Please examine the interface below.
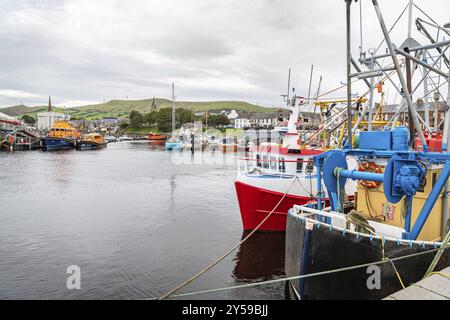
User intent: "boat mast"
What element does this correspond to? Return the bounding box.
[372,0,428,150]
[407,0,413,39]
[286,68,291,105]
[345,0,352,148]
[171,83,176,133]
[307,65,314,104]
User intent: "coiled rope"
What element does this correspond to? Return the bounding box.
[159,176,301,300]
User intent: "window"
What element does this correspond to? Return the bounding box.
[256,154,261,167]
[270,157,277,171]
[296,159,303,173]
[262,155,269,169]
[279,158,286,173]
[305,160,314,174]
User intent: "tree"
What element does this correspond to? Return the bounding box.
[154,107,194,132]
[176,108,194,126]
[129,110,144,128]
[119,122,129,130]
[155,108,172,132]
[207,115,230,128]
[21,114,35,125]
[144,112,157,128]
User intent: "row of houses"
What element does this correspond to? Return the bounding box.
[234,110,291,129]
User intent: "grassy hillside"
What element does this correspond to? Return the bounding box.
[0,99,273,120]
[0,105,43,116]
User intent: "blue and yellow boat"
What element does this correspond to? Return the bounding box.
[76,133,108,150]
[42,121,80,151]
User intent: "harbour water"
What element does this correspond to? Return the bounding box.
[0,142,286,299]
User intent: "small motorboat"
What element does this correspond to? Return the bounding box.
[104,135,118,143]
[165,141,183,151]
[146,133,167,141]
[165,137,183,151]
[76,133,108,150]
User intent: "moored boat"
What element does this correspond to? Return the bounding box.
[120,135,133,141]
[286,205,450,299]
[42,121,80,151]
[104,135,118,143]
[146,133,167,141]
[76,133,108,150]
[165,140,183,151]
[284,0,450,300]
[286,129,450,299]
[235,96,356,232]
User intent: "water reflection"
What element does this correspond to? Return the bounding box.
[232,231,285,282]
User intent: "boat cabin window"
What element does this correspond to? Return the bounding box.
[270,156,277,171]
[296,159,303,173]
[262,155,269,169]
[305,160,314,174]
[256,154,261,167]
[279,158,286,173]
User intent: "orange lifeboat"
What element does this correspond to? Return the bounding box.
[147,133,167,141]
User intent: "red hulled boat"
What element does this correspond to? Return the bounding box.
[235,97,356,231]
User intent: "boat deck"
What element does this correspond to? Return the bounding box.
[384,266,450,300]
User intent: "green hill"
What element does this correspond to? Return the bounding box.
[0,105,43,117]
[0,99,273,120]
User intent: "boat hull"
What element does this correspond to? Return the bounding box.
[235,180,313,232]
[147,134,167,141]
[76,141,108,150]
[165,142,183,151]
[285,211,450,300]
[42,137,75,151]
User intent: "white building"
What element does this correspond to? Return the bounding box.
[227,109,239,120]
[234,116,250,129]
[37,112,70,130]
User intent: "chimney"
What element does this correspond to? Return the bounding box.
[48,96,52,112]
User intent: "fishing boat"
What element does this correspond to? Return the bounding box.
[76,133,108,150]
[235,96,356,231]
[42,120,80,151]
[285,0,450,299]
[146,133,167,141]
[286,129,450,299]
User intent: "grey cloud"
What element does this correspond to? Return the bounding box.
[0,0,448,107]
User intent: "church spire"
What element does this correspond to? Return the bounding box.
[48,96,52,112]
[150,97,157,112]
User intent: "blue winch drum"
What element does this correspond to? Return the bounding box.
[391,126,410,151]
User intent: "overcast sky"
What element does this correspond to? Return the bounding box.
[0,0,448,108]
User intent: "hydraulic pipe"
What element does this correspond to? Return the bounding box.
[334,168,384,183]
[409,161,450,240]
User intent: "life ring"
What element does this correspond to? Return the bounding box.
[358,161,382,189]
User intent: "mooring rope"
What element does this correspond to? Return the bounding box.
[159,176,301,300]
[424,230,450,278]
[149,245,449,300]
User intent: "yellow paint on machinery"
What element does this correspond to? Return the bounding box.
[355,164,447,241]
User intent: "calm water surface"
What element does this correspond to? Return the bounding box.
[0,142,287,299]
